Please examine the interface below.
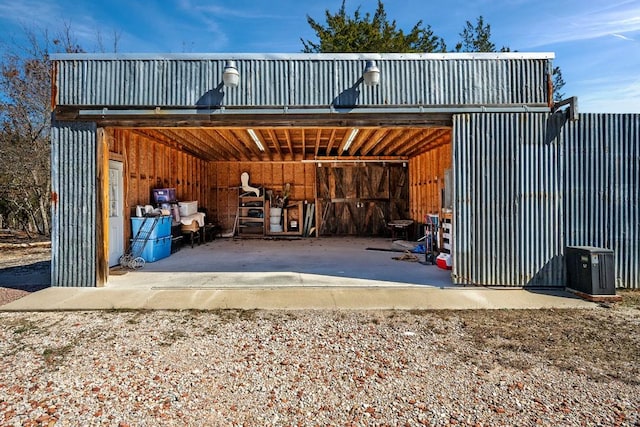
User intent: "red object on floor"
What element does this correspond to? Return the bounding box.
[436,253,452,270]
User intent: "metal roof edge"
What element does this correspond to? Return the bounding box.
[50,52,556,61]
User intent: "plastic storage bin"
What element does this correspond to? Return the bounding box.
[130,236,172,262]
[178,201,198,216]
[131,216,172,240]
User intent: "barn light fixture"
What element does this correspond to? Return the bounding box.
[247,129,265,151]
[223,60,240,88]
[342,129,359,151]
[363,60,380,86]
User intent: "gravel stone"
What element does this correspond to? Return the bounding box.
[0,309,638,426]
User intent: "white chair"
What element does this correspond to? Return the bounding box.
[240,172,260,197]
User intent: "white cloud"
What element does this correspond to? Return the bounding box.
[575,76,640,113]
[524,3,640,47]
[0,0,61,29]
[612,33,635,41]
[177,0,288,20]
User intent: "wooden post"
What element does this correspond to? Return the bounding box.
[313,163,319,237]
[96,128,109,287]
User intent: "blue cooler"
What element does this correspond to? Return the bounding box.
[131,216,172,240]
[131,236,172,262]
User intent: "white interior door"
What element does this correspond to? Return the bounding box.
[108,160,124,267]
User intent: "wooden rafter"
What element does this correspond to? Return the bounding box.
[202,129,245,160]
[216,129,254,160]
[264,129,283,160]
[182,129,231,161]
[347,128,373,156]
[370,129,404,156]
[314,129,322,157]
[397,128,450,156]
[359,129,388,156]
[284,129,294,157]
[404,133,451,157]
[381,128,424,156]
[325,129,337,156]
[128,125,452,161]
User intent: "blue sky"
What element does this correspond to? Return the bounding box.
[1,0,638,112]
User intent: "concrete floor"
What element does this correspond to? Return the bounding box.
[109,237,454,289]
[1,237,598,311]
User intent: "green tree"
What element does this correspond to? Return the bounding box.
[455,16,510,53]
[552,66,566,102]
[301,0,446,53]
[456,16,566,102]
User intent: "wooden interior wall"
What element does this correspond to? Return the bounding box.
[105,127,448,237]
[211,162,316,231]
[409,142,452,223]
[109,129,211,242]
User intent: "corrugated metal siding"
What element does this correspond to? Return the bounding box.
[51,121,97,287]
[452,113,564,287]
[563,114,640,289]
[54,57,549,108]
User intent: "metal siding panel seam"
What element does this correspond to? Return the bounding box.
[53,56,551,108]
[51,121,97,287]
[563,113,640,288]
[452,113,564,287]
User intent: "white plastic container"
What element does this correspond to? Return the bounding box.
[178,201,198,216]
[269,207,282,232]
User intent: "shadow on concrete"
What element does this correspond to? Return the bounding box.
[524,287,586,302]
[0,260,51,292]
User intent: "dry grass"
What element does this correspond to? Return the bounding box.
[448,294,640,384]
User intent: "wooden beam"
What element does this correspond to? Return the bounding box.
[229,129,267,160]
[251,129,273,161]
[284,129,294,157]
[205,129,246,160]
[373,128,422,156]
[314,155,408,162]
[266,128,285,160]
[158,129,215,160]
[397,128,450,156]
[359,129,388,156]
[215,129,255,160]
[370,129,405,156]
[96,128,109,287]
[185,129,239,161]
[347,128,373,156]
[404,133,451,157]
[325,129,337,156]
[134,129,213,160]
[336,127,354,156]
[314,129,322,157]
[61,112,454,128]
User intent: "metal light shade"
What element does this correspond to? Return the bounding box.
[223,60,239,88]
[363,60,380,86]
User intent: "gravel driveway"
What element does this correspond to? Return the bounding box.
[1,240,639,425]
[1,307,638,426]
